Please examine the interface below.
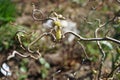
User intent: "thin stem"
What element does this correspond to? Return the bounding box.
[95,27,105,80]
[7,50,41,60]
[77,41,89,59]
[64,31,120,45]
[7,51,29,60]
[32,3,44,21]
[32,4,55,21]
[17,33,26,50]
[14,31,42,60]
[28,32,56,53]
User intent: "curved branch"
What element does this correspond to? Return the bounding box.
[7,51,30,60]
[16,31,27,50]
[32,4,55,21]
[77,41,89,59]
[15,31,42,60]
[64,31,120,44]
[32,3,44,21]
[7,50,41,60]
[94,20,106,79]
[28,32,56,53]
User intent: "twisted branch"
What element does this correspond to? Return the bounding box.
[28,32,56,53]
[64,31,120,44]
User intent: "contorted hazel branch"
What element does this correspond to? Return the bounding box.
[32,3,120,44]
[7,4,120,80]
[8,4,120,62]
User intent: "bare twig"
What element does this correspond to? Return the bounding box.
[32,3,44,21]
[94,19,106,80]
[7,51,29,60]
[32,3,55,21]
[77,41,89,59]
[16,31,28,50]
[7,50,41,60]
[64,31,120,44]
[9,31,42,60]
[28,32,56,53]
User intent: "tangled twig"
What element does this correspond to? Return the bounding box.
[7,31,42,60]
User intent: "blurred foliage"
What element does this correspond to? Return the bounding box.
[18,59,28,80]
[71,0,86,5]
[86,42,99,62]
[0,24,25,52]
[20,59,28,73]
[16,31,32,48]
[17,57,50,79]
[39,57,50,79]
[108,47,120,78]
[17,31,44,52]
[0,0,16,25]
